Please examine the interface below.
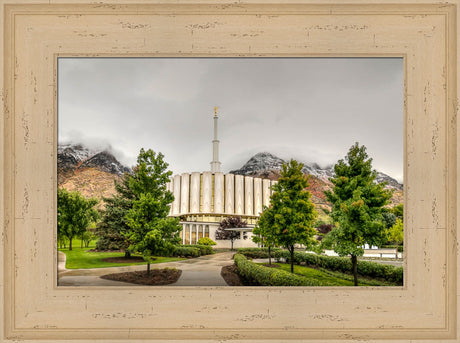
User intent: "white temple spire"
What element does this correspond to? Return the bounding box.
[210,107,221,173]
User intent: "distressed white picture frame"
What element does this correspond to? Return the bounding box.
[0,1,458,342]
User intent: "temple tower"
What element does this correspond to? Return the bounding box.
[210,107,221,172]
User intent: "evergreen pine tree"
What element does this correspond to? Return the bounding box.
[95,169,136,256]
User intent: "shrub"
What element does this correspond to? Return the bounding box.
[95,238,124,251]
[233,254,327,286]
[197,237,217,246]
[172,246,201,258]
[182,244,214,255]
[277,250,403,285]
[237,247,283,259]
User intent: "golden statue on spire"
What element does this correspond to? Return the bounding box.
[214,106,218,116]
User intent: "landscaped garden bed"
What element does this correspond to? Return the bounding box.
[232,252,403,287]
[100,268,181,286]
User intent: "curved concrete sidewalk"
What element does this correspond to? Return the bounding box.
[58,251,235,287]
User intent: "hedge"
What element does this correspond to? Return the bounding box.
[233,254,328,286]
[277,251,403,285]
[172,244,215,257]
[236,247,284,259]
[172,246,201,258]
[182,244,214,255]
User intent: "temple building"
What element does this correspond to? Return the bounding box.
[167,108,276,248]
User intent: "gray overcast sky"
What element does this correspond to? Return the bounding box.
[58,58,403,182]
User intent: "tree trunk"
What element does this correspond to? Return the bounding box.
[351,254,358,286]
[231,239,234,251]
[290,246,294,273]
[125,251,131,258]
[147,262,150,275]
[395,245,399,260]
[81,237,83,248]
[69,238,73,251]
[268,245,272,265]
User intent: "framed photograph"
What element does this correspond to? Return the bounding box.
[1,1,458,342]
[56,57,405,288]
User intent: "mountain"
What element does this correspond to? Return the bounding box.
[80,151,131,175]
[58,144,131,204]
[230,152,403,209]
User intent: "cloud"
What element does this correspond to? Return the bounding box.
[58,57,403,181]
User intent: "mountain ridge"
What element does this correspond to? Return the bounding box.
[58,144,131,205]
[57,144,403,210]
[229,151,403,208]
[230,151,403,190]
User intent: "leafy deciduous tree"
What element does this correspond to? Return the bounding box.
[386,218,403,259]
[57,188,99,250]
[322,143,393,285]
[123,149,181,274]
[260,159,318,273]
[216,216,247,251]
[252,206,277,265]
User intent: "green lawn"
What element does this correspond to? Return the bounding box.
[59,242,185,269]
[262,263,395,286]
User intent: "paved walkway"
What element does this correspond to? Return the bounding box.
[58,251,235,287]
[58,250,403,287]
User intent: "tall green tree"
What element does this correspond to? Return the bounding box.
[123,148,181,274]
[262,159,318,273]
[386,218,403,259]
[57,188,99,250]
[252,206,277,265]
[323,143,393,285]
[125,194,181,273]
[95,174,136,256]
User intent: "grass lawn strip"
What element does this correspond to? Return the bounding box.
[317,267,397,286]
[266,263,353,286]
[258,263,396,286]
[60,246,186,269]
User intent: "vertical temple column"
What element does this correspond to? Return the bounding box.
[182,224,186,244]
[262,179,271,208]
[202,172,212,213]
[214,172,224,214]
[172,174,181,215]
[190,172,201,213]
[254,177,263,215]
[225,174,235,214]
[244,176,254,215]
[235,175,244,215]
[180,173,190,214]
